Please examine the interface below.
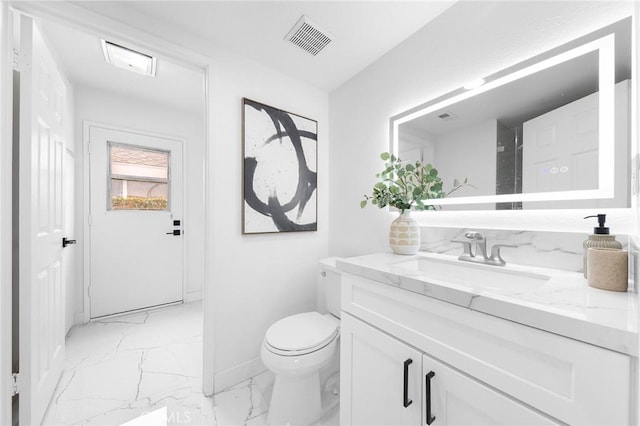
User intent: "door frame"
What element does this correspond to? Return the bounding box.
[3,0,215,403]
[0,2,14,425]
[83,121,188,320]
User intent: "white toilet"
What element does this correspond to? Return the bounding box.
[261,258,342,426]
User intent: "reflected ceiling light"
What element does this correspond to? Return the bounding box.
[101,40,157,77]
[463,78,485,90]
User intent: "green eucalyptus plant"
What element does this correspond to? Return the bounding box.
[361,152,472,212]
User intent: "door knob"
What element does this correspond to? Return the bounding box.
[62,237,77,248]
[166,230,181,236]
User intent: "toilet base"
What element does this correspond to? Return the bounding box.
[267,372,321,426]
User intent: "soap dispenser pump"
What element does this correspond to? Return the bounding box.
[583,214,622,278]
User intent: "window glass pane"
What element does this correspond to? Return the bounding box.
[110,145,168,179]
[111,179,169,210]
[109,144,170,211]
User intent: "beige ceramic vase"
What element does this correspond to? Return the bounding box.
[389,210,421,255]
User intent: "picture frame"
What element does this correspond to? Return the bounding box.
[242,98,318,234]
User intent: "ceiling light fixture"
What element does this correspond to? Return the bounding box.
[101,40,157,76]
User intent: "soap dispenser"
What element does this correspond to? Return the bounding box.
[583,214,622,278]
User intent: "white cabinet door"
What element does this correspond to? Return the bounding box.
[340,313,422,426]
[423,354,560,426]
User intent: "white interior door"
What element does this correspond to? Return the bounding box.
[89,125,184,318]
[523,80,629,209]
[18,15,67,426]
[522,89,599,196]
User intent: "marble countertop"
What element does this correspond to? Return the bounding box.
[336,252,639,356]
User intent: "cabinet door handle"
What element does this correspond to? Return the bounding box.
[403,358,413,408]
[426,371,436,425]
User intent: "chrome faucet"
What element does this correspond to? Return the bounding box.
[452,231,517,266]
[463,231,487,259]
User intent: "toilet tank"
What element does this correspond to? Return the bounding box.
[317,258,342,318]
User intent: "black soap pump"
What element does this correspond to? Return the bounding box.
[583,214,622,278]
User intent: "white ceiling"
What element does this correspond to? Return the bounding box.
[39,1,455,114]
[70,1,456,92]
[41,19,205,113]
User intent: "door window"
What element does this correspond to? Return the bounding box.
[108,142,170,210]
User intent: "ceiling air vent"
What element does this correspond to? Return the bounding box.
[284,15,333,56]
[438,112,455,120]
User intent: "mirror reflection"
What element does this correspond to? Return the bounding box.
[393,18,631,210]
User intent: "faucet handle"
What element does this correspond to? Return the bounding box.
[464,231,484,240]
[451,240,473,258]
[489,244,517,265]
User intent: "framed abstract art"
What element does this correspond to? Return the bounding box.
[242,98,318,233]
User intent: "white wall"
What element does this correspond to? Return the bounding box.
[74,85,206,320]
[434,119,496,199]
[329,1,636,257]
[206,49,330,389]
[398,127,435,165]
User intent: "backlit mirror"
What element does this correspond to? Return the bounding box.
[391,18,631,210]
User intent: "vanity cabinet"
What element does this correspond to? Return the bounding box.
[341,313,559,426]
[339,273,632,426]
[422,350,558,425]
[341,313,422,426]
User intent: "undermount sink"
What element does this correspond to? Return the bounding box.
[395,256,550,292]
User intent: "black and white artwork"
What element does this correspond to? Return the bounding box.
[242,98,317,234]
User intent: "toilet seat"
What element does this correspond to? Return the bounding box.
[265,312,339,356]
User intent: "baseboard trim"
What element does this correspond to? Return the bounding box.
[214,357,267,393]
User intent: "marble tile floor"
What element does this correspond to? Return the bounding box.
[41,302,258,425]
[41,301,339,426]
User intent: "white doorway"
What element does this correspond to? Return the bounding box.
[3,5,213,424]
[88,124,185,318]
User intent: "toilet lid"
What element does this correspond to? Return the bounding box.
[265,312,338,352]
